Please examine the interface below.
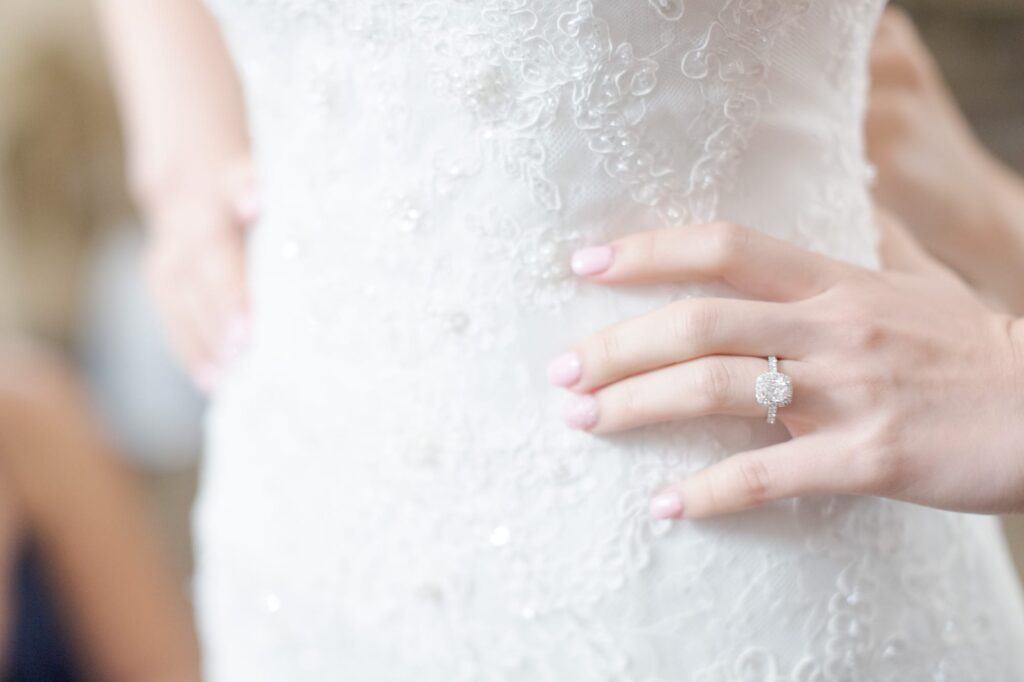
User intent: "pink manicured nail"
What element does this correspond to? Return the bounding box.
[233,188,263,226]
[649,489,685,520]
[570,245,614,276]
[218,314,251,364]
[547,351,582,387]
[562,394,599,430]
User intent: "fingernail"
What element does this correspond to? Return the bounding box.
[649,489,685,520]
[570,245,614,276]
[233,188,263,225]
[218,314,251,363]
[547,351,582,387]
[562,394,599,430]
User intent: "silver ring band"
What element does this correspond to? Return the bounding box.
[755,355,793,425]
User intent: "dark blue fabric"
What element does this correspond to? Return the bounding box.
[3,541,79,682]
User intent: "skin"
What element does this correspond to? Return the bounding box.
[0,470,20,672]
[867,7,1024,315]
[94,0,257,392]
[549,216,1024,520]
[0,340,200,680]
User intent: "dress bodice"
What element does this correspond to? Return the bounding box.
[205,0,881,259]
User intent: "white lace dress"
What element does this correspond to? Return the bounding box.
[193,1,1024,679]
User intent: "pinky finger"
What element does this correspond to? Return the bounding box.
[162,297,220,393]
[142,247,220,392]
[649,434,849,520]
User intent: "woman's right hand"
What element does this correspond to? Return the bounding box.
[94,0,258,391]
[140,157,260,392]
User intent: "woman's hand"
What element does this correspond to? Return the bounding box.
[141,158,259,391]
[868,7,1024,313]
[548,216,1024,520]
[95,0,258,391]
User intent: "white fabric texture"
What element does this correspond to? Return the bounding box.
[193,1,1024,679]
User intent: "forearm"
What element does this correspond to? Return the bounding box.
[94,0,249,210]
[0,349,200,681]
[957,159,1024,315]
[0,472,20,673]
[867,9,1024,315]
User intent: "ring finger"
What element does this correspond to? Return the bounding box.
[561,355,817,434]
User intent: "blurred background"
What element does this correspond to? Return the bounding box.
[0,0,1020,677]
[0,1,204,678]
[0,0,204,579]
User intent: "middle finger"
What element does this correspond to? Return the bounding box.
[549,298,811,393]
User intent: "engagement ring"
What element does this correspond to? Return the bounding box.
[755,355,793,425]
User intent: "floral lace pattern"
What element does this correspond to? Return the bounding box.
[193,1,1024,680]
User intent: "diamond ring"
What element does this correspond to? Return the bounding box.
[755,356,793,425]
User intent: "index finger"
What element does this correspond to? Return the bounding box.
[571,221,851,302]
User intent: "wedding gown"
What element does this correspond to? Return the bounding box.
[193,1,1024,679]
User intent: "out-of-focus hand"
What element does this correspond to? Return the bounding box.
[140,157,260,392]
[867,7,1024,313]
[547,215,1024,520]
[95,0,257,392]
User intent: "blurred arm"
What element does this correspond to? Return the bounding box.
[867,8,1024,314]
[0,342,200,681]
[93,0,249,211]
[93,0,256,389]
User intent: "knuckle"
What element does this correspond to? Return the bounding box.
[669,300,719,349]
[827,291,890,353]
[706,221,749,272]
[617,384,647,424]
[695,473,724,517]
[735,456,773,506]
[594,328,623,368]
[640,227,667,266]
[694,358,733,410]
[847,316,891,352]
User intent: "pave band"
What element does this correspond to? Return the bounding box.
[755,355,793,425]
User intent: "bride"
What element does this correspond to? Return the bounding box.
[96,0,1024,679]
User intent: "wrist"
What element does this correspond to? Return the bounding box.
[129,150,252,224]
[1009,318,1024,410]
[978,164,1024,313]
[939,154,1024,314]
